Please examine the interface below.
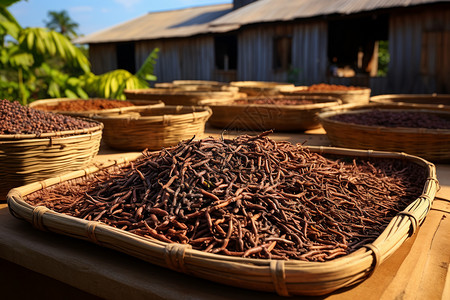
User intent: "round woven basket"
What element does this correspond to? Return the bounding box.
[199,95,341,131]
[370,94,450,111]
[0,121,103,199]
[318,107,450,162]
[6,146,438,296]
[29,98,164,118]
[124,88,240,106]
[230,81,295,96]
[92,106,212,151]
[282,86,371,105]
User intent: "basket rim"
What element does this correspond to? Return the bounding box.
[29,98,164,115]
[318,108,450,134]
[0,120,104,140]
[124,88,236,96]
[6,145,438,296]
[92,105,212,121]
[370,93,449,100]
[284,88,371,95]
[370,94,450,107]
[199,96,341,109]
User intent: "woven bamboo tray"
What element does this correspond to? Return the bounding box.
[230,81,295,96]
[282,86,371,104]
[6,146,438,296]
[124,88,240,106]
[370,94,450,111]
[199,96,341,131]
[0,121,103,199]
[318,107,450,162]
[29,98,164,118]
[92,106,212,151]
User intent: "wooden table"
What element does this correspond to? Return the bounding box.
[0,128,449,299]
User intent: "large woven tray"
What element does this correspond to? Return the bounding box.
[0,121,103,199]
[370,94,450,111]
[29,98,164,118]
[318,107,450,162]
[199,96,341,131]
[92,106,212,151]
[6,146,438,296]
[282,86,371,105]
[124,88,240,106]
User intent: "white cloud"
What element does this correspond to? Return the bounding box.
[114,0,143,10]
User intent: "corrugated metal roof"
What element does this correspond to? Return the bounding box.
[75,0,449,44]
[74,4,236,44]
[210,0,449,26]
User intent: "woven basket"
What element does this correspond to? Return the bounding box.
[230,81,295,96]
[282,86,371,104]
[370,94,450,111]
[6,147,438,296]
[124,88,239,106]
[199,96,341,131]
[0,121,103,199]
[318,107,450,162]
[29,98,164,118]
[92,106,212,151]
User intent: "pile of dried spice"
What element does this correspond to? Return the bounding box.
[31,99,134,112]
[26,132,426,261]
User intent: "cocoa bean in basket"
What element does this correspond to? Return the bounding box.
[0,99,98,135]
[330,110,450,129]
[26,132,426,261]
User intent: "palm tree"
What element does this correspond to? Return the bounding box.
[44,10,79,39]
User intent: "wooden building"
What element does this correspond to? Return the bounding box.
[74,0,450,95]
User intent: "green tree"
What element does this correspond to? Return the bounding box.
[0,0,158,104]
[44,10,78,39]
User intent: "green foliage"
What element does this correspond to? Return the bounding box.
[136,48,159,82]
[18,28,90,73]
[0,2,158,104]
[84,48,160,99]
[377,40,389,77]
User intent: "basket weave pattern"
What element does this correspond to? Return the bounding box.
[370,94,450,111]
[124,89,238,106]
[282,88,371,104]
[93,106,212,151]
[6,147,438,296]
[199,96,341,131]
[318,108,450,162]
[0,123,103,198]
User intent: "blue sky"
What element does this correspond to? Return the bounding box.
[9,0,230,36]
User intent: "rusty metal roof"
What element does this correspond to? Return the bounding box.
[210,0,449,27]
[74,4,236,44]
[75,0,448,44]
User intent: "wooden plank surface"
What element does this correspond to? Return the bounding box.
[0,128,448,299]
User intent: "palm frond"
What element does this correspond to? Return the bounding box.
[135,48,159,82]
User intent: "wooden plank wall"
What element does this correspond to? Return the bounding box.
[135,37,215,83]
[89,43,117,75]
[388,6,450,94]
[292,21,328,86]
[237,21,328,84]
